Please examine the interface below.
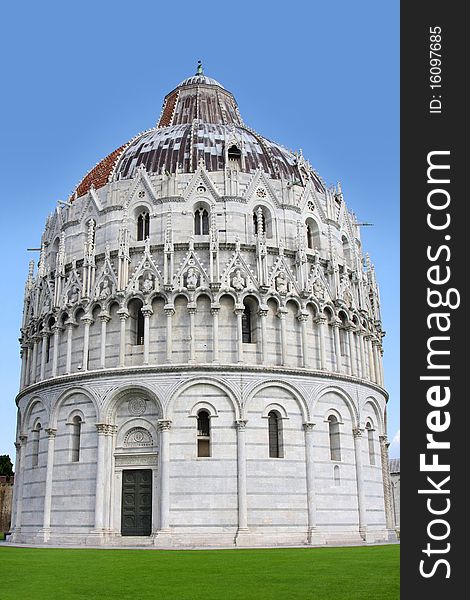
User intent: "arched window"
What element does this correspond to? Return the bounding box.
[71,415,82,462]
[137,211,150,241]
[366,422,376,465]
[268,411,283,458]
[242,306,251,343]
[31,423,42,468]
[328,415,341,461]
[197,410,211,457]
[306,218,320,250]
[194,208,209,235]
[334,465,340,486]
[45,332,51,363]
[129,299,144,346]
[253,206,273,238]
[227,144,242,169]
[342,235,352,267]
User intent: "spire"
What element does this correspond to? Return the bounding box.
[196,60,203,75]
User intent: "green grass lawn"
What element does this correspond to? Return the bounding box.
[0,544,399,600]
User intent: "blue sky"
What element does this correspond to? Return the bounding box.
[0,0,399,459]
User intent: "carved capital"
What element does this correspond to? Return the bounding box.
[379,434,390,448]
[303,422,316,432]
[45,428,57,438]
[141,307,153,318]
[314,316,327,325]
[157,419,172,432]
[19,434,28,445]
[164,305,175,317]
[352,427,364,439]
[81,316,94,326]
[235,419,248,430]
[99,312,111,323]
[297,311,309,323]
[96,423,116,435]
[117,309,129,320]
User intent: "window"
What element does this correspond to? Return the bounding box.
[136,309,144,345]
[342,235,352,267]
[227,144,241,169]
[253,207,266,236]
[242,305,252,343]
[268,411,283,458]
[328,415,341,461]
[197,410,211,457]
[334,465,340,486]
[45,333,51,363]
[32,423,41,467]
[194,208,209,235]
[366,422,376,465]
[137,212,150,241]
[71,416,82,462]
[306,218,320,250]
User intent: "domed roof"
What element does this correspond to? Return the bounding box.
[73,64,324,199]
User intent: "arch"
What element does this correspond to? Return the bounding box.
[66,408,86,424]
[327,413,341,461]
[193,201,211,235]
[23,397,49,433]
[365,421,376,466]
[342,234,352,267]
[312,385,359,427]
[188,401,219,418]
[50,387,99,429]
[361,396,385,434]
[245,380,309,422]
[306,217,321,250]
[253,204,274,239]
[323,407,344,424]
[104,384,163,424]
[116,417,159,449]
[261,402,289,420]
[166,377,241,421]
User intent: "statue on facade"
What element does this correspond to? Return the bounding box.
[275,271,288,294]
[231,269,245,292]
[186,267,199,289]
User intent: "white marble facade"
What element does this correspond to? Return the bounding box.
[10,68,395,546]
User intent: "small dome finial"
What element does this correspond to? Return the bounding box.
[196,60,203,75]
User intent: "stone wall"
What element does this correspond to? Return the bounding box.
[0,476,14,532]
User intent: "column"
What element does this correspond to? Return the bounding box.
[19,346,27,390]
[332,321,342,373]
[315,317,327,370]
[117,309,129,368]
[258,308,268,364]
[188,304,197,364]
[373,342,381,385]
[30,337,39,384]
[81,317,93,372]
[93,424,108,531]
[303,422,320,543]
[367,336,376,383]
[13,435,27,532]
[347,326,357,376]
[379,435,394,531]
[358,330,367,379]
[24,342,32,386]
[42,428,57,538]
[164,306,174,363]
[99,313,110,370]
[235,308,244,364]
[353,427,367,539]
[211,307,219,363]
[158,420,172,531]
[65,322,74,374]
[235,420,248,533]
[51,325,61,377]
[277,307,287,366]
[298,312,309,368]
[40,332,48,380]
[105,425,117,530]
[142,307,153,365]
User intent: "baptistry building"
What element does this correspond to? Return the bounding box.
[9,64,395,547]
